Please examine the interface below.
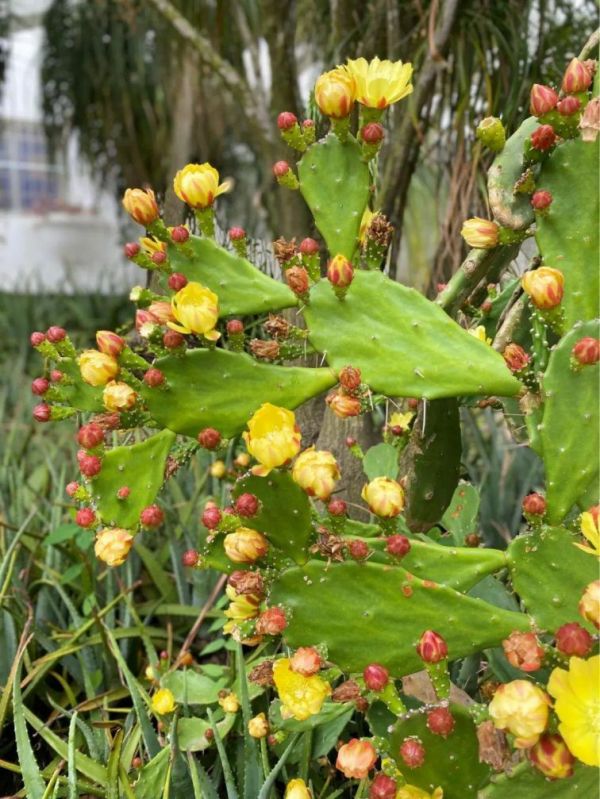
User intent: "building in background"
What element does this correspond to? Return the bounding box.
[0,0,137,293]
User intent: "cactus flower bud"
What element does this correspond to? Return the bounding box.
[521,266,564,309]
[502,631,544,672]
[555,622,593,657]
[286,266,310,297]
[77,423,105,449]
[78,452,102,478]
[292,447,340,501]
[224,527,269,563]
[561,58,592,94]
[529,84,558,116]
[168,272,188,291]
[488,680,550,748]
[369,774,397,799]
[30,331,46,347]
[50,370,63,382]
[399,738,425,768]
[103,381,137,412]
[234,493,259,518]
[210,459,226,478]
[386,534,411,558]
[96,330,125,357]
[163,329,185,349]
[33,403,51,422]
[228,570,264,597]
[255,606,287,635]
[572,337,599,366]
[143,368,165,388]
[475,116,506,151]
[530,124,557,151]
[336,739,377,779]
[426,707,455,737]
[170,225,189,244]
[290,647,322,676]
[248,712,269,738]
[327,498,347,516]
[151,687,176,715]
[314,67,356,118]
[140,504,164,528]
[228,226,245,242]
[578,580,600,628]
[327,254,354,289]
[557,96,581,116]
[347,539,370,560]
[529,733,575,779]
[201,505,222,530]
[339,365,362,391]
[117,486,130,500]
[360,122,384,143]
[503,343,530,372]
[151,250,167,265]
[299,237,319,255]
[227,319,244,335]
[460,218,499,249]
[361,477,405,518]
[79,350,119,387]
[76,507,96,528]
[416,630,448,663]
[196,428,221,451]
[65,482,80,497]
[522,492,546,516]
[531,190,553,211]
[579,96,600,142]
[94,527,134,566]
[173,163,230,209]
[363,663,389,691]
[284,779,311,799]
[46,325,66,343]
[277,111,298,130]
[327,391,362,419]
[31,377,49,395]
[124,241,141,259]
[273,160,291,178]
[122,187,159,226]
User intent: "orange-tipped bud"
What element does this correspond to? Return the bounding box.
[521,266,564,309]
[336,739,377,779]
[96,330,125,357]
[122,187,159,226]
[290,647,322,676]
[579,580,600,628]
[223,527,269,563]
[327,254,354,289]
[326,391,362,418]
[572,337,599,366]
[529,84,558,116]
[529,734,575,779]
[460,218,499,249]
[361,477,404,518]
[503,343,530,372]
[416,630,448,663]
[314,67,356,118]
[561,58,592,94]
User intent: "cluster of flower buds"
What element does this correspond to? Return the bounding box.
[277,112,314,152]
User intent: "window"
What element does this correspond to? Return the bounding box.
[0,121,62,211]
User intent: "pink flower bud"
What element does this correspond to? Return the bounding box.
[228,226,246,241]
[117,486,130,500]
[290,647,322,675]
[50,370,63,382]
[299,237,319,255]
[277,111,298,130]
[163,330,185,349]
[572,337,599,366]
[347,539,369,560]
[182,549,200,567]
[531,190,553,210]
[386,534,411,558]
[327,499,347,516]
[427,707,455,737]
[529,84,558,116]
[234,493,259,517]
[273,160,291,178]
[77,423,105,449]
[360,122,384,143]
[555,622,593,657]
[33,403,51,422]
[327,254,354,288]
[96,330,125,357]
[168,272,188,291]
[339,365,362,391]
[76,507,96,528]
[124,242,141,259]
[170,225,189,243]
[78,452,102,478]
[255,606,287,635]
[143,368,165,387]
[46,326,66,343]
[202,505,222,530]
[302,119,314,129]
[363,663,389,691]
[151,251,167,265]
[557,96,581,116]
[31,377,49,395]
[197,427,222,450]
[369,774,397,799]
[522,492,546,516]
[531,124,557,151]
[416,630,448,663]
[140,504,164,528]
[227,319,244,335]
[399,737,425,768]
[561,58,592,94]
[286,266,310,296]
[30,331,46,347]
[66,481,80,497]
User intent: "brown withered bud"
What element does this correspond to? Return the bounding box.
[249,660,275,687]
[310,528,346,561]
[91,412,121,430]
[164,455,180,481]
[476,720,512,771]
[272,237,297,264]
[331,678,367,715]
[250,339,280,360]
[366,213,394,249]
[227,570,265,597]
[264,314,292,340]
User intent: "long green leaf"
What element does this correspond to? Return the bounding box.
[256,733,301,799]
[207,707,239,799]
[67,711,78,799]
[13,650,47,799]
[107,728,124,799]
[187,752,219,799]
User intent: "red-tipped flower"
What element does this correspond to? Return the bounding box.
[531,190,553,211]
[140,504,164,528]
[227,319,244,335]
[561,58,592,94]
[363,663,389,691]
[529,734,575,780]
[531,124,557,151]
[572,337,599,366]
[416,630,448,663]
[31,377,49,396]
[503,343,530,373]
[76,507,96,528]
[168,272,188,291]
[229,226,246,241]
[234,493,259,518]
[523,492,546,516]
[386,534,411,558]
[96,330,125,357]
[151,251,167,265]
[555,622,593,657]
[77,423,105,449]
[277,111,298,130]
[273,160,292,178]
[399,737,425,768]
[143,368,165,387]
[327,254,354,289]
[197,427,222,450]
[427,707,455,737]
[529,84,558,116]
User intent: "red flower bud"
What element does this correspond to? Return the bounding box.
[572,337,599,366]
[273,160,291,178]
[339,365,362,391]
[386,534,411,558]
[531,190,553,211]
[531,124,557,151]
[140,504,164,528]
[427,707,455,737]
[369,774,397,799]
[31,377,49,395]
[151,251,167,265]
[50,370,63,382]
[255,606,287,635]
[557,96,581,116]
[66,481,80,497]
[168,272,188,291]
[327,254,354,289]
[555,622,593,657]
[170,225,189,243]
[163,330,185,349]
[347,539,369,560]
[277,111,298,130]
[299,237,319,255]
[286,266,310,296]
[234,493,259,517]
[228,226,246,241]
[529,84,558,116]
[202,506,222,530]
[416,630,448,663]
[227,319,244,335]
[117,486,130,499]
[33,403,51,422]
[327,498,347,516]
[399,737,425,768]
[303,119,315,129]
[561,58,592,94]
[76,507,96,528]
[182,549,200,567]
[363,663,389,691]
[77,423,105,449]
[522,492,546,516]
[46,326,66,343]
[30,331,46,347]
[503,343,531,372]
[124,241,141,258]
[78,452,102,478]
[197,427,222,450]
[360,122,384,144]
[143,368,165,387]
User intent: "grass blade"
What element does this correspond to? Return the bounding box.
[67,710,78,799]
[13,644,47,799]
[207,707,239,799]
[107,728,124,799]
[187,751,219,799]
[257,733,301,799]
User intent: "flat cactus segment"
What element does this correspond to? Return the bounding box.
[298,134,370,258]
[92,430,175,528]
[488,116,538,229]
[232,471,312,564]
[270,560,529,675]
[141,349,336,438]
[535,138,600,329]
[540,319,599,523]
[441,482,480,545]
[479,761,597,798]
[59,358,104,412]
[507,526,598,633]
[304,271,522,398]
[166,236,297,316]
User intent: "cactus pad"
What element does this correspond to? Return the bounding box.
[487,117,538,229]
[59,359,104,412]
[479,762,598,798]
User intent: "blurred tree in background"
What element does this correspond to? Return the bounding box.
[41,0,596,287]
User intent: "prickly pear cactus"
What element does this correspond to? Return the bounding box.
[30,51,599,797]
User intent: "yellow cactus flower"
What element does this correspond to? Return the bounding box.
[79,349,119,387]
[223,527,269,564]
[359,207,376,244]
[168,282,220,341]
[314,67,355,118]
[273,657,331,721]
[548,655,600,767]
[389,411,414,430]
[218,691,240,713]
[248,712,269,738]
[139,236,167,256]
[122,187,159,226]
[151,688,176,715]
[243,403,302,476]
[488,679,550,748]
[396,786,444,799]
[361,476,405,518]
[210,460,227,478]
[284,779,312,799]
[173,162,231,209]
[460,217,499,249]
[94,528,134,567]
[345,57,413,109]
[579,580,600,628]
[223,584,261,635]
[102,380,137,412]
[292,447,340,501]
[468,325,492,345]
[575,510,600,557]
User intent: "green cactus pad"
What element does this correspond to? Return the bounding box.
[488,116,538,229]
[92,430,175,528]
[540,319,599,523]
[507,525,598,633]
[479,761,598,798]
[401,398,461,532]
[141,349,336,438]
[535,138,600,329]
[58,358,104,412]
[303,271,522,398]
[441,482,480,545]
[298,134,370,259]
[270,560,529,675]
[165,235,297,316]
[232,471,312,564]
